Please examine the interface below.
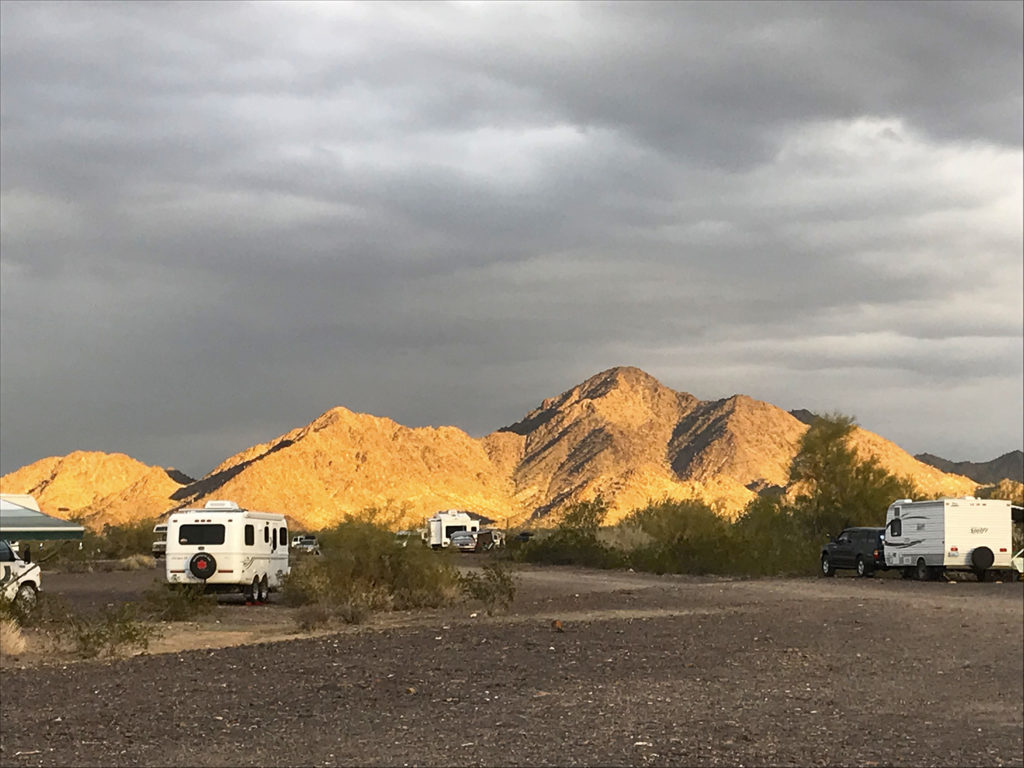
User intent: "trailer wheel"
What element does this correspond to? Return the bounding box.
[246,576,260,603]
[915,558,931,581]
[14,583,38,615]
[856,556,874,577]
[258,576,269,603]
[820,555,835,577]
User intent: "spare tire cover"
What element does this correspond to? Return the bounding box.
[189,552,217,580]
[971,546,994,571]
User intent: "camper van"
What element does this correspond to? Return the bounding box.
[426,510,480,549]
[884,497,1015,581]
[152,523,167,558]
[164,500,290,602]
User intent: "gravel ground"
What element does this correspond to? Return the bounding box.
[0,564,1021,767]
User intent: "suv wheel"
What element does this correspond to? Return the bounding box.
[856,556,872,578]
[820,555,835,577]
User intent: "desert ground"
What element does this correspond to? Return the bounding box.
[1,562,1021,767]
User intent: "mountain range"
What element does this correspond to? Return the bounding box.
[1,367,1015,531]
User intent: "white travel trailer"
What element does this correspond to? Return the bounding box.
[884,497,1015,581]
[426,510,480,549]
[164,500,290,602]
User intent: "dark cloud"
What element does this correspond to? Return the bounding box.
[1,1,1021,476]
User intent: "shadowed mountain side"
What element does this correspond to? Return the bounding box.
[914,450,1023,485]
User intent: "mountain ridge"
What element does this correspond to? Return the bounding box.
[2,366,1008,530]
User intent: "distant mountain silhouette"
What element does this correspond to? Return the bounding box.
[1,367,983,530]
[914,450,1023,485]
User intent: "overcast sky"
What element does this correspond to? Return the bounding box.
[1,1,1021,479]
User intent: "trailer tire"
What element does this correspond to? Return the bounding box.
[856,556,873,578]
[188,553,217,580]
[970,547,994,571]
[915,558,931,581]
[258,576,269,603]
[247,576,260,603]
[14,583,38,615]
[820,555,835,577]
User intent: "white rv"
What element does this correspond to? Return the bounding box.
[426,510,480,549]
[883,497,1015,581]
[164,500,290,602]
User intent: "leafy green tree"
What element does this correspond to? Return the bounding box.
[789,413,916,537]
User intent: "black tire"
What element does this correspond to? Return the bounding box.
[188,553,217,580]
[821,555,835,577]
[258,576,269,603]
[975,568,990,582]
[915,558,931,581]
[247,576,260,603]
[14,583,38,615]
[971,547,994,571]
[856,556,873,578]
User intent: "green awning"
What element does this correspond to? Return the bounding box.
[0,495,85,541]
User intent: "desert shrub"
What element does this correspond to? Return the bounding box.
[458,562,518,615]
[624,498,735,575]
[731,495,819,576]
[118,553,156,571]
[282,507,459,623]
[519,498,626,568]
[63,604,158,658]
[0,618,27,657]
[293,601,332,631]
[141,582,217,622]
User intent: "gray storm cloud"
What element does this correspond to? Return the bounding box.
[1,1,1021,477]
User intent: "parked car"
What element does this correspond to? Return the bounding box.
[291,535,320,555]
[821,527,887,577]
[152,523,167,558]
[449,531,479,552]
[0,539,40,614]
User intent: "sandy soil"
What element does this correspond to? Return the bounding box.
[0,562,1021,767]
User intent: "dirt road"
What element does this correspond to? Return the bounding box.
[1,564,1021,767]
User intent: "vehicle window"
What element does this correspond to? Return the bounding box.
[445,526,466,537]
[264,526,269,543]
[280,527,287,546]
[244,525,254,546]
[178,524,226,545]
[272,528,278,549]
[0,541,14,562]
[837,533,851,544]
[890,519,902,537]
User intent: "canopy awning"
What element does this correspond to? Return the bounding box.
[0,495,85,541]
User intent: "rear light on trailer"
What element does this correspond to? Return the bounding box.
[220,570,233,573]
[950,547,958,552]
[170,570,184,573]
[999,548,1007,552]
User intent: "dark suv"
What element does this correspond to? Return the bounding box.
[821,527,887,577]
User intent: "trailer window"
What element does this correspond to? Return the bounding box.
[178,524,225,545]
[445,525,466,538]
[264,526,269,543]
[890,519,902,537]
[244,525,254,546]
[280,527,287,546]
[272,528,278,548]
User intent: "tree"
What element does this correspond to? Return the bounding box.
[789,413,916,537]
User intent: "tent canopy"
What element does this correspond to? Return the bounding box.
[0,495,85,541]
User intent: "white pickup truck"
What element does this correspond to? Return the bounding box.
[1,540,40,613]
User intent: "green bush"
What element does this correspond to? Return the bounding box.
[624,498,734,575]
[63,604,158,658]
[518,498,626,568]
[458,562,518,615]
[141,582,217,622]
[282,507,460,625]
